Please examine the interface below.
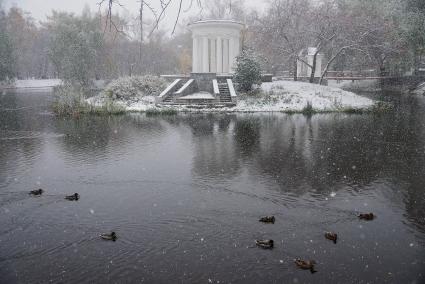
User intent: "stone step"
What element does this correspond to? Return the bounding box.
[220,93,232,102]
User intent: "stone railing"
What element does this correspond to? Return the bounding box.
[227,79,237,104]
[155,79,181,103]
[212,79,220,95]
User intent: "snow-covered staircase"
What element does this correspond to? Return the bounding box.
[218,82,232,103]
[157,76,237,106]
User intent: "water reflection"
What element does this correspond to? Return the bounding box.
[234,116,261,156]
[0,92,46,189]
[0,91,424,283]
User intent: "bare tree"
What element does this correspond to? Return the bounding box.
[253,0,312,80]
[317,0,408,84]
[99,0,195,37]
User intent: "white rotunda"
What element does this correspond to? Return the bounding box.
[188,20,244,74]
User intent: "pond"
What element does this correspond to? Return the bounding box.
[0,90,424,283]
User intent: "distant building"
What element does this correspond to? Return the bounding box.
[297,47,324,78]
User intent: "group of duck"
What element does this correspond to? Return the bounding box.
[30,188,375,272]
[256,213,375,274]
[29,188,117,241]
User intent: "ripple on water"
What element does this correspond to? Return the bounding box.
[1,92,425,283]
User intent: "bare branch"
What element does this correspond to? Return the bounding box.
[147,0,172,38]
[172,0,184,35]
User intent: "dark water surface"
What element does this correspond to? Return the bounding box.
[0,90,424,284]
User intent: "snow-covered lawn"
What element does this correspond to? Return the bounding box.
[235,81,374,112]
[88,80,375,113]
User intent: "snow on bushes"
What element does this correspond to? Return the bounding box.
[234,49,262,92]
[105,75,167,100]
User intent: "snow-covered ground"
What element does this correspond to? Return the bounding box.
[235,81,374,112]
[1,79,108,92]
[13,79,62,89]
[89,80,375,113]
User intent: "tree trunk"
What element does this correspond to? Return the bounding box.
[309,52,318,83]
[293,57,298,81]
[139,1,144,62]
[319,47,348,85]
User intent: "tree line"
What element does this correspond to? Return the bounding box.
[249,0,425,82]
[0,0,424,85]
[0,4,186,85]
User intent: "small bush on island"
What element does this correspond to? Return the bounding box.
[370,101,394,113]
[340,107,365,114]
[146,108,178,116]
[105,75,167,101]
[52,75,167,117]
[301,101,317,115]
[234,49,262,92]
[52,84,125,116]
[89,99,126,115]
[52,84,88,116]
[338,102,393,115]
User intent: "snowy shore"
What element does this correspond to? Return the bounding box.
[235,81,374,112]
[89,80,375,113]
[0,79,62,90]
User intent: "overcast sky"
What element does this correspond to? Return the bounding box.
[3,0,266,33]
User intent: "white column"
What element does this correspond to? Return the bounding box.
[192,36,198,73]
[223,39,229,73]
[229,37,235,73]
[234,37,240,59]
[233,37,240,73]
[202,37,209,72]
[210,39,216,73]
[216,37,222,73]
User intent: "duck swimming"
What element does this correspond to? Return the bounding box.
[100,232,117,241]
[324,232,338,244]
[256,239,274,249]
[65,193,80,201]
[29,189,43,196]
[259,216,275,224]
[294,259,317,273]
[358,213,374,220]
